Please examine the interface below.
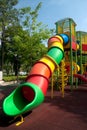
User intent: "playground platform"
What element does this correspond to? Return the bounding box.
[0,83,87,130]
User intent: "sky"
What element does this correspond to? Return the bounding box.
[15,0,87,32]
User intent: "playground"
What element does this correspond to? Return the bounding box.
[0,17,87,129]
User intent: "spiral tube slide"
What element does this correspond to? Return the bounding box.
[3,34,69,116]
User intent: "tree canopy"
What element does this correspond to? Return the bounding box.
[0,0,54,76]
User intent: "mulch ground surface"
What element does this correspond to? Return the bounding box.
[0,83,87,130]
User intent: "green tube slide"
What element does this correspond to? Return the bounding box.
[3,82,44,116]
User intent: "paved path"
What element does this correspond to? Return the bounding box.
[0,81,17,86]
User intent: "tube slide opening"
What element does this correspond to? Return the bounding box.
[5,84,36,112]
[12,84,36,110]
[22,86,35,102]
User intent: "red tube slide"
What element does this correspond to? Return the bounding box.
[74,74,87,82]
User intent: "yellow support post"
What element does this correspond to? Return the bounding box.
[58,60,68,97]
[16,115,24,126]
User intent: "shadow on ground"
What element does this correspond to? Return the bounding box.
[45,85,87,123]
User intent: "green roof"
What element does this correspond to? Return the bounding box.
[55,17,76,26]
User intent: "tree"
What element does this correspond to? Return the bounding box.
[17,2,51,70]
[0,1,54,76]
[4,24,48,74]
[4,25,28,75]
[19,2,51,38]
[0,0,19,71]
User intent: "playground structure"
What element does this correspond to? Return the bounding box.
[55,18,87,89]
[2,17,87,125]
